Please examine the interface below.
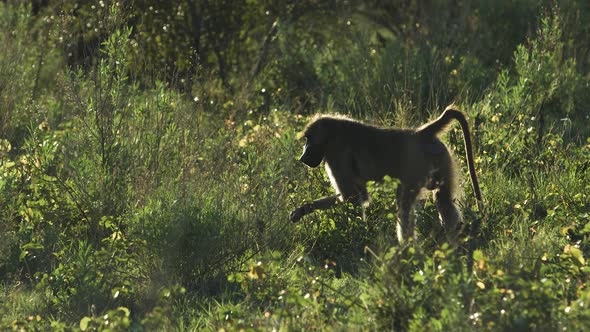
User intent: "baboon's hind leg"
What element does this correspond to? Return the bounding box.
[396,185,420,243]
[434,185,462,244]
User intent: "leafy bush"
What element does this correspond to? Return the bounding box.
[2,1,590,331]
[357,243,470,331]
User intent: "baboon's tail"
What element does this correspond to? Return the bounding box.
[418,104,463,137]
[418,105,483,202]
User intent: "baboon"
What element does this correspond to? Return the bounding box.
[290,105,483,243]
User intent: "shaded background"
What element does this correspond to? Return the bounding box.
[1,0,590,330]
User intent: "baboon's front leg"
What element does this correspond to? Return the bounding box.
[290,195,341,222]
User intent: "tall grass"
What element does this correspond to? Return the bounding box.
[1,2,590,330]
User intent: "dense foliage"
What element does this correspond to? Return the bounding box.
[1,0,590,330]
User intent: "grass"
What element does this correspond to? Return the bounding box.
[1,2,590,331]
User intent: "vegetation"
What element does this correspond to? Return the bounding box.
[1,0,589,330]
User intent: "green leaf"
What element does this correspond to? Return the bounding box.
[80,317,91,331]
[473,249,484,261]
[22,242,44,250]
[19,243,44,261]
[570,247,585,265]
[117,307,130,317]
[564,244,585,265]
[413,270,425,282]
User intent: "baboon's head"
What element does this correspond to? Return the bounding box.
[298,117,328,168]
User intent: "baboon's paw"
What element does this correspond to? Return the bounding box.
[290,206,306,222]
